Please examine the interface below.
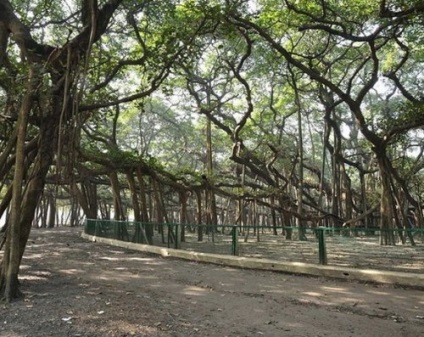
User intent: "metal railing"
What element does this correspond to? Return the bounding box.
[84,219,424,271]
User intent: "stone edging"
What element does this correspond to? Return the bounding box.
[81,232,424,288]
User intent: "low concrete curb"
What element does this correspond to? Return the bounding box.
[81,232,424,288]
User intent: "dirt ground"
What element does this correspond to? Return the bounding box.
[1,227,423,337]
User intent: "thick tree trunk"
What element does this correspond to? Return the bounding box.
[0,111,58,300]
[127,171,147,244]
[377,156,397,245]
[205,113,218,235]
[0,0,124,301]
[1,69,33,301]
[127,171,141,222]
[110,172,125,221]
[136,169,153,244]
[71,180,98,220]
[295,116,307,240]
[109,172,128,240]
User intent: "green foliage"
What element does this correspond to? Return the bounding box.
[3,0,424,231]
[385,101,424,134]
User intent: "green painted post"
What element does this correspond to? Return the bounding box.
[232,226,239,256]
[318,227,327,265]
[94,219,99,236]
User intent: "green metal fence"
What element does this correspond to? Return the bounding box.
[84,219,424,271]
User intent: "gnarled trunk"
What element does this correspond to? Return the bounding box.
[0,111,58,300]
[377,155,397,245]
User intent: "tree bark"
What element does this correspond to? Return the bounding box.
[377,155,396,245]
[0,0,124,301]
[1,67,33,301]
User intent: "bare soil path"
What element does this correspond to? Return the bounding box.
[1,227,423,337]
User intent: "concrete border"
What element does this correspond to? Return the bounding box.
[81,232,424,288]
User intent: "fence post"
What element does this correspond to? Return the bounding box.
[317,227,327,265]
[94,219,99,236]
[232,226,239,256]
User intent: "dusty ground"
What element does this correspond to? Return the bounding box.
[0,227,424,337]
